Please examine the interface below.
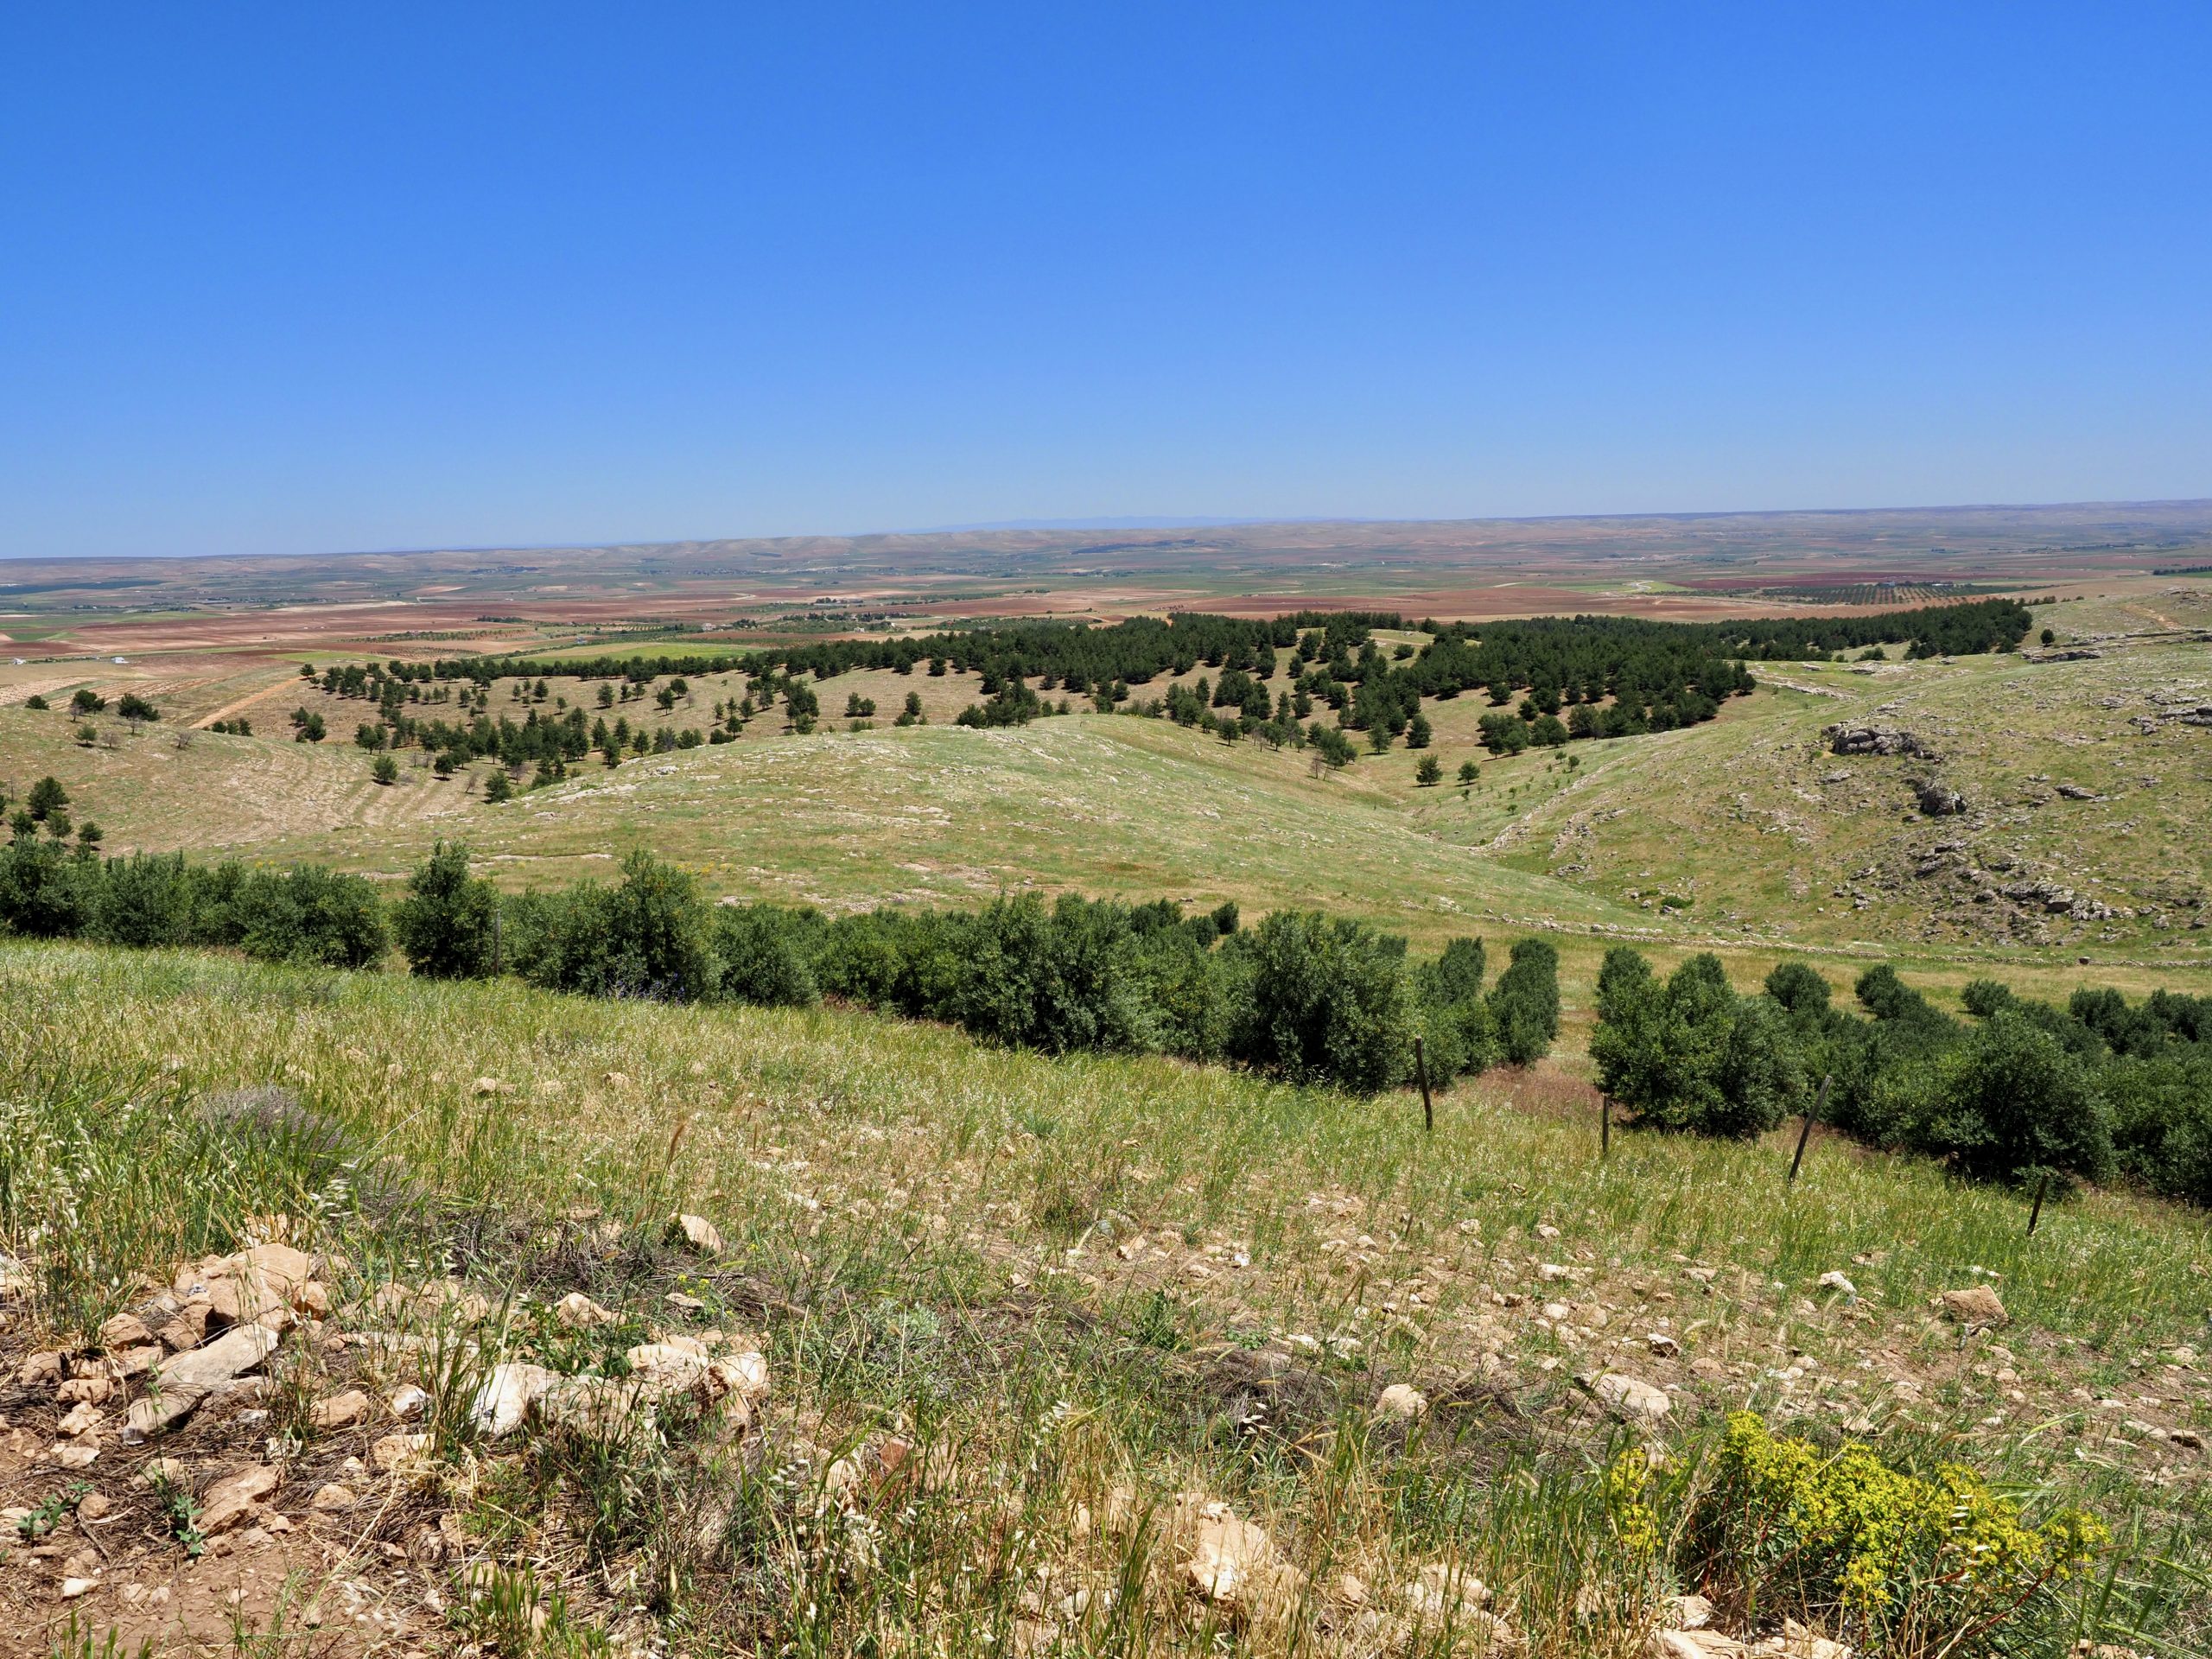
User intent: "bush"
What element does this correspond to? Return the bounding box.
[2105,1052,2212,1206]
[1687,1412,2103,1656]
[510,851,717,1001]
[116,692,160,721]
[1229,910,1415,1092]
[712,904,820,1007]
[1592,950,1801,1136]
[1487,937,1560,1066]
[1916,1008,2113,1185]
[232,866,391,969]
[392,843,500,979]
[0,836,99,938]
[88,853,202,949]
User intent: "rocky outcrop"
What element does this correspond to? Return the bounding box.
[1825,723,1939,759]
[1916,780,1967,817]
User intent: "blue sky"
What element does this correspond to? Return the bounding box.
[3,3,2208,560]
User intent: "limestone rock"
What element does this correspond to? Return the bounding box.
[554,1292,617,1328]
[198,1464,280,1535]
[1375,1383,1428,1421]
[1650,1632,1748,1659]
[99,1313,156,1351]
[1825,723,1938,760]
[123,1323,279,1440]
[1588,1372,1671,1423]
[310,1389,371,1430]
[370,1432,432,1473]
[308,1483,358,1512]
[469,1363,559,1438]
[1182,1503,1300,1616]
[672,1213,724,1255]
[16,1351,64,1389]
[1816,1271,1858,1299]
[1938,1286,2007,1326]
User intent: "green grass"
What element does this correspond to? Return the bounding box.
[3,941,2207,1656]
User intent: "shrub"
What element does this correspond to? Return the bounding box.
[1915,1008,2113,1185]
[70,688,105,714]
[1487,937,1560,1066]
[391,843,500,979]
[1592,950,1801,1136]
[0,836,99,938]
[88,853,200,949]
[232,865,391,969]
[1229,910,1415,1092]
[712,904,820,1007]
[116,692,160,721]
[2105,1052,2212,1206]
[510,851,717,1001]
[1688,1412,2104,1656]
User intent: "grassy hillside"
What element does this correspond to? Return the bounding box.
[2,942,2208,1656]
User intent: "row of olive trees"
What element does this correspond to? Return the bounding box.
[1591,945,2212,1205]
[394,844,1558,1094]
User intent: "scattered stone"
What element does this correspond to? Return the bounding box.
[1586,1372,1671,1423]
[388,1385,429,1420]
[310,1389,372,1430]
[56,1402,105,1437]
[1182,1502,1299,1616]
[1649,1632,1747,1659]
[1647,1332,1681,1357]
[470,1363,560,1438]
[370,1432,433,1473]
[198,1464,280,1535]
[56,1374,114,1407]
[16,1351,64,1389]
[1401,1561,1490,1624]
[554,1292,617,1328]
[99,1313,156,1351]
[59,1578,99,1601]
[1817,1271,1858,1299]
[123,1322,280,1440]
[49,1440,100,1470]
[1665,1594,1714,1630]
[309,1483,358,1512]
[157,1304,213,1352]
[1375,1383,1428,1421]
[672,1214,724,1255]
[1938,1286,2007,1326]
[136,1456,189,1489]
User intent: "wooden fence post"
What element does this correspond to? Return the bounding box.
[1600,1093,1611,1161]
[1788,1075,1831,1185]
[1414,1037,1433,1135]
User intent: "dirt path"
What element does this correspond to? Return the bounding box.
[192,674,305,729]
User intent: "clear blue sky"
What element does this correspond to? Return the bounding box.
[4,3,2209,560]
